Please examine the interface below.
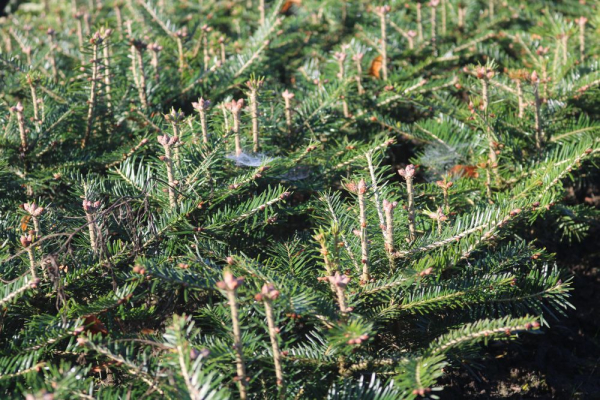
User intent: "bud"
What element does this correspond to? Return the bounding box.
[82,200,101,213]
[192,97,211,111]
[531,70,539,83]
[20,234,33,248]
[23,202,45,217]
[282,89,295,100]
[383,200,398,212]
[328,271,350,289]
[357,179,367,194]
[398,164,416,179]
[258,283,280,301]
[216,271,244,291]
[333,51,346,62]
[225,99,245,113]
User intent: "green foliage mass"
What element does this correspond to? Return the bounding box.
[0,0,598,398]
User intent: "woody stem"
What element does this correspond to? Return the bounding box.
[379,12,388,80]
[83,41,98,148]
[516,80,524,119]
[162,145,177,208]
[417,5,423,42]
[103,37,112,109]
[406,177,416,241]
[26,247,37,279]
[136,48,148,110]
[358,192,369,282]
[85,211,98,253]
[250,88,259,153]
[233,111,242,156]
[200,109,209,144]
[533,80,543,150]
[226,289,248,400]
[355,59,364,94]
[263,300,284,390]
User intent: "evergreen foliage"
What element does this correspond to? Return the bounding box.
[0,0,598,398]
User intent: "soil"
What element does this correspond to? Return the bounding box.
[440,231,600,399]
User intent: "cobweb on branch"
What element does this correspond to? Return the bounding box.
[226,152,277,167]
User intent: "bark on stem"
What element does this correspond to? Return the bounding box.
[103,35,112,109]
[406,177,416,241]
[353,55,365,95]
[226,289,248,400]
[532,76,543,150]
[85,212,98,252]
[135,46,148,110]
[379,11,388,80]
[163,145,177,208]
[263,300,284,390]
[249,88,260,152]
[417,4,423,42]
[27,247,37,279]
[357,180,370,282]
[83,37,99,148]
[516,80,524,119]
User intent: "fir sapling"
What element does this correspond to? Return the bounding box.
[473,65,499,170]
[226,99,245,156]
[352,52,365,94]
[82,199,101,253]
[75,11,85,59]
[382,199,397,253]
[407,29,417,50]
[375,5,390,81]
[175,28,188,76]
[216,270,248,400]
[281,89,294,132]
[436,178,453,215]
[83,32,103,148]
[20,234,37,279]
[46,28,58,80]
[11,102,27,151]
[157,133,179,208]
[577,17,587,61]
[255,284,285,390]
[148,42,162,84]
[246,77,264,153]
[398,164,417,241]
[202,25,212,70]
[458,2,466,29]
[560,31,569,65]
[440,0,447,35]
[165,109,185,166]
[114,1,124,39]
[327,272,351,314]
[83,13,91,35]
[132,38,149,110]
[101,28,113,109]
[192,97,211,144]
[365,152,386,240]
[509,69,527,119]
[531,70,543,150]
[416,2,424,42]
[259,0,266,26]
[333,51,349,117]
[345,179,370,282]
[23,203,44,237]
[429,0,439,53]
[218,35,226,64]
[315,230,337,283]
[0,0,599,397]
